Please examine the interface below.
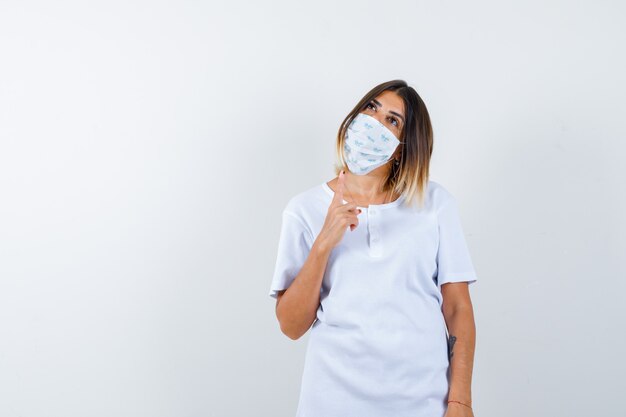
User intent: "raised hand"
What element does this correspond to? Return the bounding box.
[316,170,362,251]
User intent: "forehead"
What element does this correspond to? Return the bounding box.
[373,90,405,116]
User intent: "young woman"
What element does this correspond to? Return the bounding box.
[269,79,478,417]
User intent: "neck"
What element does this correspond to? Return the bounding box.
[343,165,391,197]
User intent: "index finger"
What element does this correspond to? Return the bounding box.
[331,170,346,207]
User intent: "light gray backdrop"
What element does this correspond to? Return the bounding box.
[0,1,624,416]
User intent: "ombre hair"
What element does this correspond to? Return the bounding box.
[333,79,434,209]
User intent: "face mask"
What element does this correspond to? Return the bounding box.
[343,112,404,175]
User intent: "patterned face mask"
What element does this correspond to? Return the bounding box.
[343,112,404,175]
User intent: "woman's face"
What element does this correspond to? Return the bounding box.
[360,90,405,141]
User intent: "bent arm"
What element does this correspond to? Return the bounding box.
[275,239,332,340]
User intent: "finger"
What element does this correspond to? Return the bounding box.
[335,201,361,213]
[350,207,362,214]
[346,214,359,231]
[340,203,358,212]
[335,204,361,218]
[334,170,345,205]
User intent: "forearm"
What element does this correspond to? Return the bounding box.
[444,305,476,406]
[276,239,331,339]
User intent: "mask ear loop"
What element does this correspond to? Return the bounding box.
[391,142,403,178]
[395,137,405,165]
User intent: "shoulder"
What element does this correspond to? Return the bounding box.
[425,180,457,211]
[281,182,329,225]
[276,183,329,241]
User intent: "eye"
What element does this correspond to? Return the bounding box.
[366,102,376,111]
[387,117,399,127]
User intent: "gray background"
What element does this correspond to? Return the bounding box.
[1,1,624,416]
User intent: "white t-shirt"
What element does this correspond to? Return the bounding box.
[269,180,478,417]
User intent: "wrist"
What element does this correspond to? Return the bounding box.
[447,388,472,406]
[447,399,472,409]
[312,238,332,257]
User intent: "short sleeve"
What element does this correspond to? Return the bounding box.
[435,195,478,288]
[268,210,313,299]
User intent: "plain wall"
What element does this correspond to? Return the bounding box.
[0,1,624,416]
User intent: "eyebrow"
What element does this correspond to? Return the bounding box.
[372,99,405,124]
